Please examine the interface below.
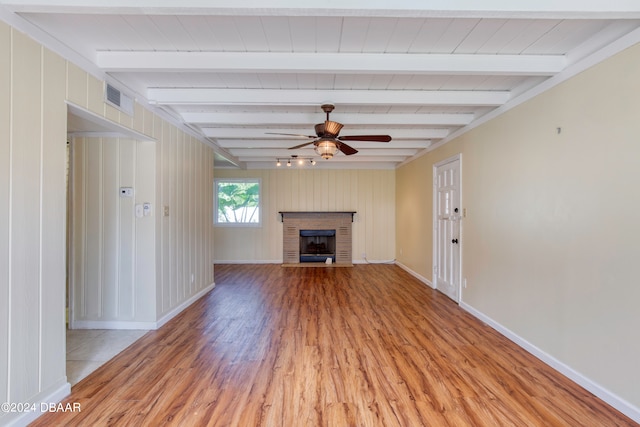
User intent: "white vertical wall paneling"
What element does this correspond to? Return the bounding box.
[351,170,359,257]
[205,143,211,283]
[194,141,200,290]
[40,46,67,389]
[102,139,119,319]
[174,126,182,304]
[203,142,209,287]
[169,122,176,308]
[188,137,195,290]
[164,123,172,311]
[85,140,103,318]
[181,131,188,300]
[193,137,198,293]
[10,31,42,402]
[202,142,209,284]
[193,139,200,288]
[359,171,370,259]
[159,119,171,313]
[182,132,188,298]
[182,134,188,296]
[185,138,191,295]
[175,130,182,301]
[154,115,162,315]
[118,139,135,319]
[0,22,11,405]
[1,25,70,425]
[70,139,85,320]
[265,170,277,258]
[204,138,213,286]
[155,130,215,317]
[160,123,168,310]
[135,140,156,321]
[164,122,174,309]
[71,136,156,325]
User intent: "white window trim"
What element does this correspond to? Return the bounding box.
[214,178,262,227]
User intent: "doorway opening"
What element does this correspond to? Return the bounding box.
[65,105,149,385]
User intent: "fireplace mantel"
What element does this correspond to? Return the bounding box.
[280,211,355,265]
[279,211,356,222]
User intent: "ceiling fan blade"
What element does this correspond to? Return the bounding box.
[265,132,316,139]
[336,141,358,155]
[338,135,392,142]
[288,141,316,150]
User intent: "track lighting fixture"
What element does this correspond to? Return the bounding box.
[276,155,317,168]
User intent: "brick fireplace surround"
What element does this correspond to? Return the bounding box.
[280,212,355,265]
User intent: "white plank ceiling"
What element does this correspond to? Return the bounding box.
[3,1,640,169]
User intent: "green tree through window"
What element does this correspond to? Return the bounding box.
[215,179,260,224]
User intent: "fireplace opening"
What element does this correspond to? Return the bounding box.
[299,230,336,263]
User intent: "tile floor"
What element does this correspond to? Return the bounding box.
[66,329,148,386]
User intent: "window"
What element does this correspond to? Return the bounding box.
[214,179,261,226]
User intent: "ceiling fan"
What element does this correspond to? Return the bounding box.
[266,104,392,159]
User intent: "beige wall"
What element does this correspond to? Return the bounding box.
[214,168,395,263]
[397,43,640,410]
[396,140,463,281]
[0,21,215,425]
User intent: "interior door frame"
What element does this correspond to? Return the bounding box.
[432,153,463,303]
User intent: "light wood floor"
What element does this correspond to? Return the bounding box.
[32,264,637,426]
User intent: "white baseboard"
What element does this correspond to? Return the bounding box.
[72,283,216,331]
[395,261,435,289]
[155,282,215,329]
[214,259,281,264]
[72,320,157,330]
[460,302,640,424]
[215,260,399,265]
[3,380,71,427]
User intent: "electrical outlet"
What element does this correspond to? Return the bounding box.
[362,252,366,259]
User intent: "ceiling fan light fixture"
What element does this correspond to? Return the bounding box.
[315,139,338,159]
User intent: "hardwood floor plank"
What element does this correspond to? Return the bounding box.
[30,264,638,426]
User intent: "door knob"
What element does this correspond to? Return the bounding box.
[452,239,458,244]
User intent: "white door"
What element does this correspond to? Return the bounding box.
[433,156,461,302]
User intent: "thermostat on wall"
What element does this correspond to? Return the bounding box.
[120,187,134,197]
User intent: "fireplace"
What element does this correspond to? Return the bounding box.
[299,230,336,263]
[280,211,355,265]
